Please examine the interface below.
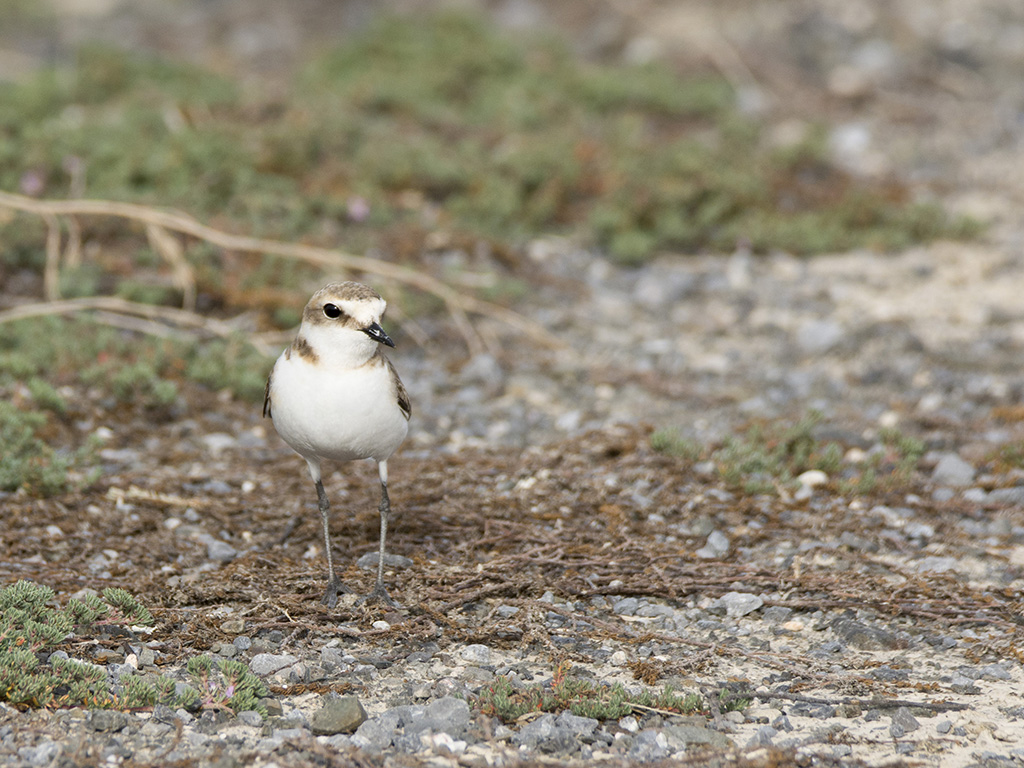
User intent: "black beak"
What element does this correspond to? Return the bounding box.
[363,322,395,347]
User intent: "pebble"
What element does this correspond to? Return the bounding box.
[237,711,263,728]
[796,319,844,354]
[355,552,414,570]
[460,644,493,664]
[931,453,975,486]
[891,707,920,733]
[206,539,238,563]
[310,696,367,735]
[696,530,729,559]
[249,653,299,676]
[719,591,764,618]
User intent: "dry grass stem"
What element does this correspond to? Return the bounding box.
[0,191,562,354]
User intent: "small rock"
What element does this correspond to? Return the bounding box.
[512,713,575,753]
[663,724,733,750]
[936,720,952,734]
[88,709,130,732]
[311,696,367,735]
[220,619,245,634]
[931,453,975,486]
[460,644,492,665]
[556,711,598,738]
[355,552,414,570]
[18,740,61,767]
[979,663,1011,681]
[720,591,764,618]
[891,707,920,733]
[249,653,299,676]
[206,539,238,563]
[613,597,640,616]
[797,470,828,488]
[237,710,263,727]
[746,726,777,748]
[988,487,1024,505]
[832,618,905,650]
[696,530,729,559]
[796,319,844,354]
[629,729,669,761]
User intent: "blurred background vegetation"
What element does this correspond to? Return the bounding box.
[0,2,981,495]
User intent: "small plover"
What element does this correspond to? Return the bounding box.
[263,282,410,607]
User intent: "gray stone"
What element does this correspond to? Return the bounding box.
[936,720,952,734]
[206,539,238,563]
[512,714,575,753]
[762,606,793,624]
[237,710,263,727]
[629,729,669,761]
[556,711,598,738]
[272,727,306,740]
[797,319,844,354]
[424,696,471,733]
[913,556,959,573]
[355,551,414,569]
[612,597,640,616]
[249,653,299,676]
[891,707,920,733]
[460,644,492,664]
[352,718,394,752]
[696,530,729,559]
[931,453,975,486]
[720,591,764,618]
[832,619,905,650]
[987,487,1024,505]
[88,709,130,732]
[746,726,777,748]
[311,696,367,735]
[19,740,61,767]
[980,663,1011,681]
[662,724,733,750]
[320,647,350,670]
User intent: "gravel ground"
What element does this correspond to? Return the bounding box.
[3,1,1024,768]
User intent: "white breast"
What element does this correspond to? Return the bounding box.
[269,352,409,464]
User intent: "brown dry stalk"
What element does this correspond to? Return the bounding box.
[0,190,563,355]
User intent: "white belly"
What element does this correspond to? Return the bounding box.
[269,353,408,464]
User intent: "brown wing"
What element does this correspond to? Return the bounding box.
[386,356,411,420]
[262,374,272,419]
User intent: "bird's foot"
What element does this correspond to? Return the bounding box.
[320,578,351,609]
[357,582,400,609]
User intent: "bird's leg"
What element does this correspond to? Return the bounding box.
[359,461,399,608]
[316,479,348,608]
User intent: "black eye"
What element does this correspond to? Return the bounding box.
[323,303,342,319]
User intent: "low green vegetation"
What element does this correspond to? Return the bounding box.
[0,315,270,496]
[652,411,925,495]
[0,11,977,282]
[0,580,268,714]
[476,661,717,722]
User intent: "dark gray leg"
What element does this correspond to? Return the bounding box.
[316,479,347,608]
[359,464,399,607]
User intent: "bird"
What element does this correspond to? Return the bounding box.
[263,282,410,608]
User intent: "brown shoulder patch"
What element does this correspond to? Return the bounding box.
[291,335,318,364]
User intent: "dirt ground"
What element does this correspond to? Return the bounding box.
[3,1,1024,767]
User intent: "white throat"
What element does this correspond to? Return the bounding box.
[301,322,378,369]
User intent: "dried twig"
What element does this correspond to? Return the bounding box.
[736,689,969,714]
[0,191,562,354]
[0,295,281,356]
